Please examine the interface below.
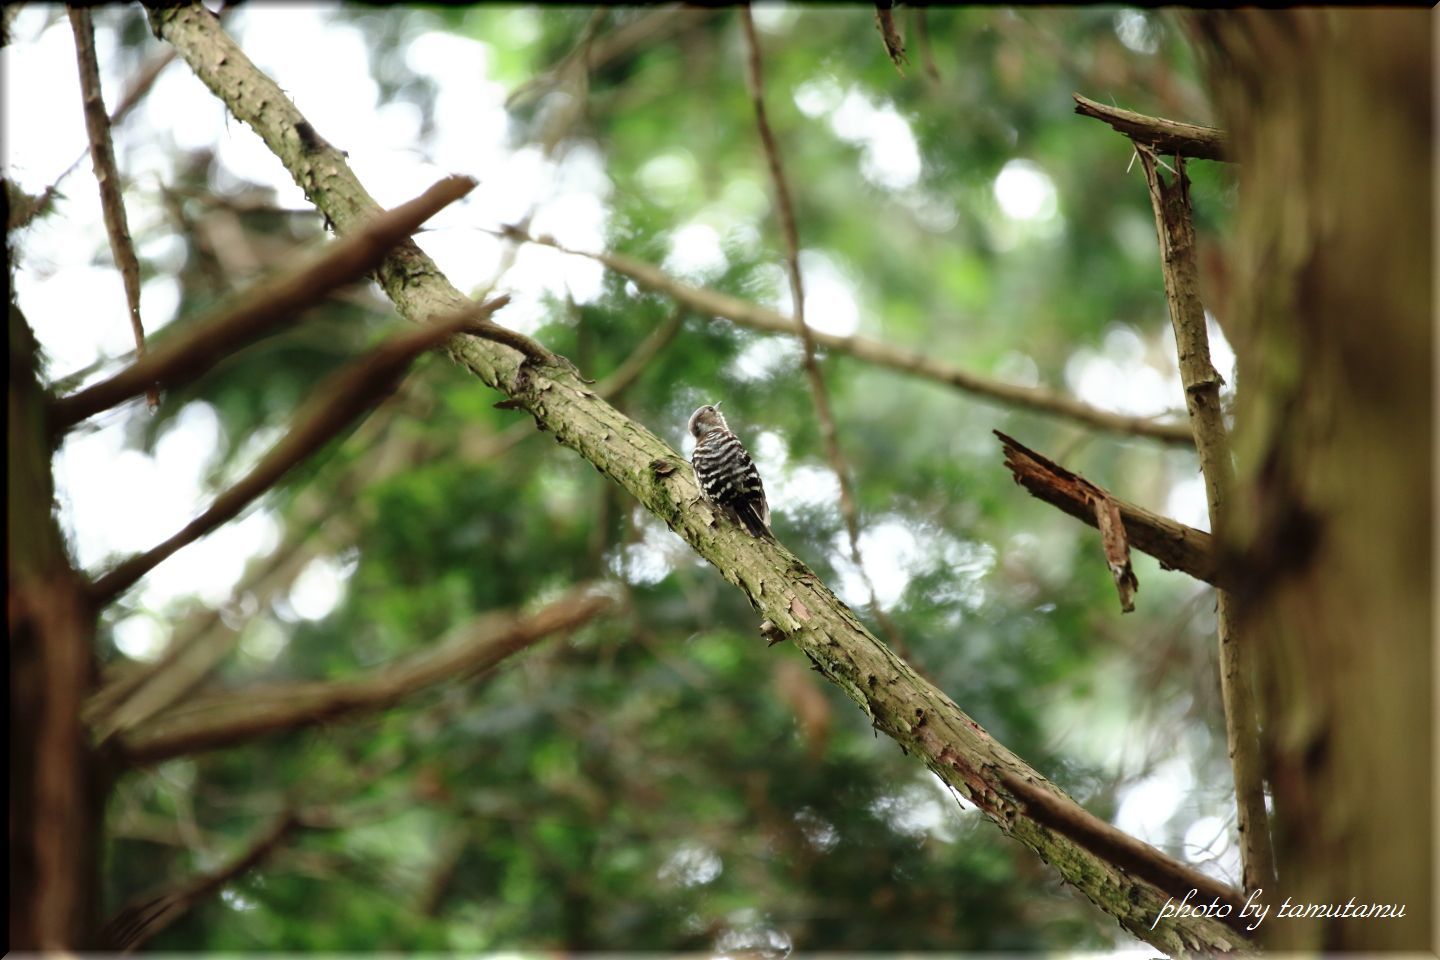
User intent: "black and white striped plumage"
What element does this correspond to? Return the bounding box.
[688,404,772,538]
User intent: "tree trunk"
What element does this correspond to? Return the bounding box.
[1192,9,1431,951]
[8,297,103,949]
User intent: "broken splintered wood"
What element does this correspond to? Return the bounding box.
[995,430,1229,597]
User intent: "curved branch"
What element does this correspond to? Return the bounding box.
[502,227,1196,447]
[121,587,612,765]
[148,6,1247,951]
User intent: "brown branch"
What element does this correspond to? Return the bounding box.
[85,530,319,743]
[594,305,685,402]
[51,175,476,430]
[1135,145,1273,896]
[741,8,905,652]
[997,430,1225,588]
[120,587,612,765]
[502,228,1196,446]
[998,769,1245,918]
[69,7,156,408]
[100,811,297,951]
[86,296,509,606]
[1074,93,1230,162]
[874,2,908,74]
[11,46,176,233]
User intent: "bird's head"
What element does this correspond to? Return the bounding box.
[688,402,728,439]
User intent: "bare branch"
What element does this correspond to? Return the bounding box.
[501,228,1196,447]
[874,2,908,74]
[51,175,477,430]
[1074,93,1230,162]
[996,430,1225,587]
[1135,145,1274,896]
[741,8,904,653]
[1002,431,1226,590]
[86,296,509,606]
[68,7,155,407]
[593,305,685,402]
[85,531,319,743]
[100,812,297,951]
[10,46,176,232]
[121,587,612,765]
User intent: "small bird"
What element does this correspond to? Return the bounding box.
[688,403,772,538]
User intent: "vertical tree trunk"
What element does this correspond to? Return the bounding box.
[8,295,103,948]
[1192,10,1431,951]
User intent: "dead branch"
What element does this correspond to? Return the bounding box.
[51,175,477,431]
[121,587,612,765]
[501,228,1196,446]
[100,812,297,951]
[69,7,155,407]
[1134,145,1273,895]
[874,3,908,74]
[996,430,1225,587]
[1073,93,1230,162]
[86,296,509,606]
[11,46,177,232]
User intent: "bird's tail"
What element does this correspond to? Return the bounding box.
[735,502,774,540]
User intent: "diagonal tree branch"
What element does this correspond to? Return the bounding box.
[740,8,906,657]
[121,586,613,765]
[69,6,156,408]
[1073,93,1230,162]
[997,431,1226,588]
[86,295,509,606]
[100,811,298,951]
[499,227,1197,447]
[146,6,1248,950]
[51,175,476,430]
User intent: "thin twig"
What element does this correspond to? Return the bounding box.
[121,586,612,765]
[498,228,1196,446]
[11,46,176,232]
[1134,144,1273,895]
[740,8,906,655]
[69,7,156,408]
[51,175,477,431]
[595,306,686,402]
[86,296,509,606]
